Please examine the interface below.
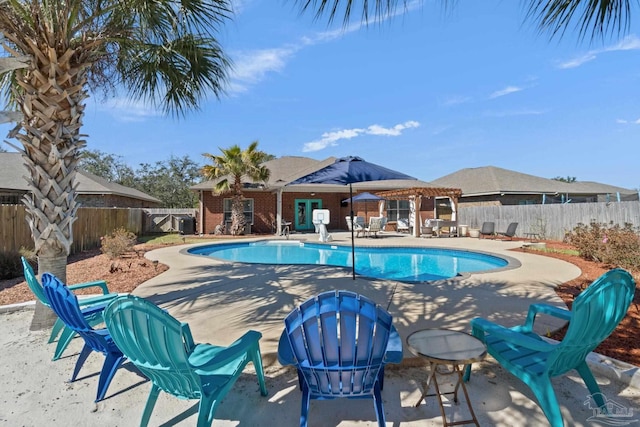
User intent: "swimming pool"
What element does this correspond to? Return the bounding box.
[188,240,509,282]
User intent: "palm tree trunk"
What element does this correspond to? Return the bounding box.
[29,253,68,331]
[9,46,88,330]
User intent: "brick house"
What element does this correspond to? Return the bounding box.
[191,156,461,235]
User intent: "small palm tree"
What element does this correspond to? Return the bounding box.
[202,142,271,236]
[0,0,232,329]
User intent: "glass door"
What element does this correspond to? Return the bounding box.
[294,199,322,231]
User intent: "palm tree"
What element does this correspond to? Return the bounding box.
[294,1,633,40]
[202,142,271,236]
[0,0,232,329]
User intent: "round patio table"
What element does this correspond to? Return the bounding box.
[407,329,487,427]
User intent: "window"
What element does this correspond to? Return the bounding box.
[223,198,254,224]
[386,200,410,221]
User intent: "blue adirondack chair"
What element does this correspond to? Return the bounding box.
[467,268,636,427]
[21,256,119,360]
[278,290,403,427]
[102,294,268,427]
[41,273,126,402]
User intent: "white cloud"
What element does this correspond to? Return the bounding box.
[489,86,523,99]
[227,1,423,94]
[483,109,545,117]
[617,119,629,124]
[557,34,640,69]
[302,120,420,152]
[96,98,162,122]
[442,95,472,106]
[557,53,598,69]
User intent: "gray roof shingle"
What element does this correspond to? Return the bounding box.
[430,165,635,196]
[0,152,161,203]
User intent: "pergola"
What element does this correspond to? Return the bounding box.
[375,187,463,237]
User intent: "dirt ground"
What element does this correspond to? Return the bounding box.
[2,240,639,366]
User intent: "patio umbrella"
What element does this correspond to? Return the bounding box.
[287,156,416,279]
[342,192,384,223]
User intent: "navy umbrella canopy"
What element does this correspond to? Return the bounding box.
[288,156,416,279]
[342,192,385,223]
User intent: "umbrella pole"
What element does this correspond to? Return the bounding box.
[350,184,356,280]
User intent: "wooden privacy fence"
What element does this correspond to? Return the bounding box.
[458,201,640,241]
[1,205,144,254]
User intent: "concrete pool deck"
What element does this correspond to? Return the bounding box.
[2,232,640,426]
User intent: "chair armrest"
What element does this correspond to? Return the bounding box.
[77,293,120,307]
[188,330,262,374]
[68,280,110,295]
[80,303,107,317]
[384,326,403,364]
[521,303,572,333]
[277,330,296,366]
[471,317,556,353]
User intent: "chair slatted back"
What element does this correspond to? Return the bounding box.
[41,273,113,353]
[548,268,635,376]
[284,291,392,397]
[103,295,202,399]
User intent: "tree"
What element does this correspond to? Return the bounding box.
[0,0,232,330]
[202,142,271,235]
[79,149,136,187]
[293,1,634,41]
[552,176,577,183]
[137,155,202,208]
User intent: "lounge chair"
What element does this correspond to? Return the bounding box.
[278,290,403,427]
[396,218,410,233]
[346,216,366,237]
[103,294,267,427]
[496,222,518,240]
[479,222,495,238]
[466,269,636,427]
[365,216,383,238]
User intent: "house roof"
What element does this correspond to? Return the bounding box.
[191,156,338,191]
[0,152,161,203]
[430,165,636,197]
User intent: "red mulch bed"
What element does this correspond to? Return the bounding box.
[2,240,639,366]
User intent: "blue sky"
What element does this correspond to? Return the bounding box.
[3,1,640,189]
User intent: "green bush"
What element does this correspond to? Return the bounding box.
[564,221,640,271]
[0,251,23,280]
[101,227,137,259]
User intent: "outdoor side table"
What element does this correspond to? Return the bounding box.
[407,329,487,427]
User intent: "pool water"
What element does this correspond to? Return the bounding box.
[188,240,508,282]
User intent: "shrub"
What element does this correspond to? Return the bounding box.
[101,227,137,259]
[565,221,640,271]
[0,251,23,280]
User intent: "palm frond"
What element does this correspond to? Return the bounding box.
[526,0,634,41]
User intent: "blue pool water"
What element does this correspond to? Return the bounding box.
[188,240,509,282]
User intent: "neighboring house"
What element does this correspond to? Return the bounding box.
[0,152,161,207]
[430,166,638,207]
[192,156,461,235]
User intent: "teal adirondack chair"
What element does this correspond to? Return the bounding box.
[21,256,119,360]
[103,294,268,427]
[467,268,636,427]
